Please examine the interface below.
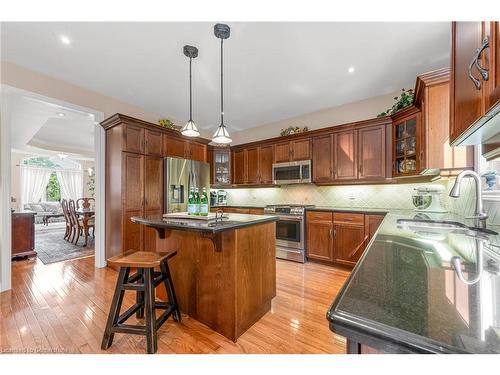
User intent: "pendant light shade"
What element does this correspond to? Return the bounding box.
[181,45,200,137]
[212,23,232,144]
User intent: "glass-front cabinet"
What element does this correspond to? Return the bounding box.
[211,148,231,186]
[392,106,422,177]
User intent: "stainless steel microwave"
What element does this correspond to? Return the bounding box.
[272,160,312,185]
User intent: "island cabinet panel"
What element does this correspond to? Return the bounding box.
[145,129,163,156]
[246,147,260,184]
[154,222,276,341]
[306,211,334,262]
[123,124,145,154]
[334,130,357,180]
[358,125,386,180]
[450,22,486,144]
[312,135,334,182]
[232,149,246,184]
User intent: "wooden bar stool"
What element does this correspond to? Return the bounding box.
[101,250,181,354]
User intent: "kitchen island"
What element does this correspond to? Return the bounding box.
[131,213,278,341]
[327,211,500,354]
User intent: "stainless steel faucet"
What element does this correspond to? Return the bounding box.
[449,170,488,228]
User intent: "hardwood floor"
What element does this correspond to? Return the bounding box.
[1,256,350,354]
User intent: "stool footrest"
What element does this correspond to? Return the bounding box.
[112,324,146,335]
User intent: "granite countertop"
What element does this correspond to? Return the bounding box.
[131,213,278,234]
[327,210,500,354]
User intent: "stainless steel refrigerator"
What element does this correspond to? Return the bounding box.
[164,157,211,213]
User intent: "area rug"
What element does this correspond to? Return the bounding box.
[34,226,94,265]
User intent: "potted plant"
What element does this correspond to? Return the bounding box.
[377,88,414,117]
[482,170,497,190]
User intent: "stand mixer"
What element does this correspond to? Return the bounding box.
[411,185,448,213]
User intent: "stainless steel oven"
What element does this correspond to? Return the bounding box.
[272,160,311,185]
[264,205,314,263]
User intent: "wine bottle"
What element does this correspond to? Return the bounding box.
[194,187,200,216]
[187,187,195,215]
[200,187,209,216]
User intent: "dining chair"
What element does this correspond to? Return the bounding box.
[76,197,95,210]
[69,199,95,246]
[61,199,73,241]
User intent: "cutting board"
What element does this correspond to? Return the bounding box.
[163,212,228,221]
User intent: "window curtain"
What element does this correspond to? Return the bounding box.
[56,170,83,201]
[20,166,53,208]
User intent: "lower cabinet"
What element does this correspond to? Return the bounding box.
[306,211,384,267]
[210,207,264,215]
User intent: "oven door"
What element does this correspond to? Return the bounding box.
[275,215,304,250]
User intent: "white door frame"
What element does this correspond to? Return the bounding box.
[0,85,106,292]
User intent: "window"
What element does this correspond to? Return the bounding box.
[476,146,500,196]
[46,172,61,201]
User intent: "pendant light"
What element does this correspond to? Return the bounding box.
[180,45,200,137]
[212,23,232,144]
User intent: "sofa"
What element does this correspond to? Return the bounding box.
[24,201,65,224]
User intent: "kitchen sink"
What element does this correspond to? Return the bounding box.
[396,218,498,237]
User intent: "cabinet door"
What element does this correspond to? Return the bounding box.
[144,156,163,212]
[365,214,384,241]
[259,145,274,184]
[274,142,290,163]
[485,22,500,111]
[450,22,485,144]
[163,135,187,158]
[333,223,367,266]
[291,138,311,161]
[145,129,163,156]
[124,125,144,154]
[232,149,246,184]
[334,130,357,180]
[246,147,260,184]
[123,153,144,252]
[312,135,333,182]
[188,141,207,162]
[307,220,333,262]
[358,125,386,180]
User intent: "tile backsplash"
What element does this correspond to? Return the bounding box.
[217,178,500,225]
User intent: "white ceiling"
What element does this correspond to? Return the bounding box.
[1,22,451,133]
[8,92,95,158]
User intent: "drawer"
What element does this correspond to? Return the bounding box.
[306,211,333,222]
[333,212,364,225]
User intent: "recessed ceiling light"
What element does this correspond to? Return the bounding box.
[59,35,71,45]
[348,66,355,74]
[57,153,68,159]
[56,112,65,117]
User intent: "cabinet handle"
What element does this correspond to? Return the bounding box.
[358,164,362,175]
[329,228,333,237]
[468,37,489,90]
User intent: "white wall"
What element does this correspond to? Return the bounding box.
[230,91,399,145]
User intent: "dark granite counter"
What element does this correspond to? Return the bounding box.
[131,213,278,234]
[327,210,500,354]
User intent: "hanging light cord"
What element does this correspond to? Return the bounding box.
[220,37,224,127]
[189,56,193,122]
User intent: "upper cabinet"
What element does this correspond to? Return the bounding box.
[210,148,231,187]
[163,134,207,162]
[450,22,500,150]
[274,138,311,163]
[231,144,274,186]
[391,106,422,177]
[312,118,391,184]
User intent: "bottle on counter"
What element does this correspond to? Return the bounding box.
[200,187,209,216]
[194,187,201,216]
[188,187,195,215]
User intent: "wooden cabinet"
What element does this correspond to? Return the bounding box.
[358,124,387,180]
[232,145,274,185]
[334,130,357,180]
[210,207,264,215]
[391,106,422,177]
[450,22,500,148]
[232,149,246,185]
[312,134,333,182]
[306,210,384,267]
[11,212,36,259]
[313,119,390,184]
[210,148,231,186]
[163,134,207,162]
[103,114,204,259]
[414,68,474,175]
[274,138,311,163]
[306,211,334,262]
